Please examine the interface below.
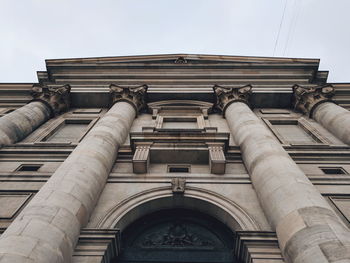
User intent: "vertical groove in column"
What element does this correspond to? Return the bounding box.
[0,101,136,263]
[0,101,51,147]
[225,102,350,263]
[313,102,350,145]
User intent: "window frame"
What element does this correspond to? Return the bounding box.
[167,164,191,173]
[263,117,330,146]
[36,118,99,144]
[15,163,43,172]
[155,115,205,132]
[319,166,348,175]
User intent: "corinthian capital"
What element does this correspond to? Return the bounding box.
[109,84,148,113]
[293,84,335,117]
[213,84,252,115]
[31,84,71,116]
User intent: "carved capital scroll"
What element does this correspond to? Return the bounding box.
[292,84,335,117]
[213,84,252,116]
[30,84,71,116]
[109,84,148,113]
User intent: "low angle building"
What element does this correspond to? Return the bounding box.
[0,54,350,262]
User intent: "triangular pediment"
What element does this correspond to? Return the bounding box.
[45,53,320,66]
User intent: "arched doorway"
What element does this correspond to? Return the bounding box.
[117,208,238,263]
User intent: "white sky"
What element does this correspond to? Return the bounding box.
[0,0,349,82]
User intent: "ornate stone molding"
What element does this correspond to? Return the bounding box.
[174,56,187,64]
[213,84,252,116]
[109,84,148,113]
[292,84,335,117]
[30,84,71,116]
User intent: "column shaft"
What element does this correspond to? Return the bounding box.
[0,101,51,147]
[0,101,136,263]
[225,102,350,263]
[313,102,350,145]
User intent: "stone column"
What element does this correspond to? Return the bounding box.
[293,84,350,145]
[214,84,350,263]
[0,84,71,147]
[0,85,148,263]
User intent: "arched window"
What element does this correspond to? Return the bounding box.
[117,208,238,263]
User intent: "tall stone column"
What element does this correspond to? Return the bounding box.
[0,84,71,147]
[293,84,350,145]
[0,85,148,263]
[214,85,350,263]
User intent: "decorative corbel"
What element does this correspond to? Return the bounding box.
[213,84,252,116]
[292,84,335,117]
[109,84,148,114]
[30,84,71,116]
[171,178,186,194]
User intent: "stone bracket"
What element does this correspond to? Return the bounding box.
[208,143,226,174]
[110,84,148,113]
[213,84,252,116]
[292,84,335,117]
[30,84,71,116]
[132,143,152,174]
[171,178,186,194]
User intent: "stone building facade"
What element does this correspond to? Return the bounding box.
[0,54,350,262]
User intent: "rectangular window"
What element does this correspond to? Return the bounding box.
[162,117,198,129]
[16,164,42,172]
[168,165,190,173]
[44,119,91,143]
[320,167,347,175]
[268,119,320,144]
[260,109,290,114]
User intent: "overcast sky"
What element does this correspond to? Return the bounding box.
[0,0,349,82]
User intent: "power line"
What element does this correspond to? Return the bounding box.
[273,0,288,56]
[283,0,301,56]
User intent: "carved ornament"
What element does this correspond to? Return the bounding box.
[174,57,187,64]
[171,178,186,194]
[293,84,335,117]
[141,222,214,248]
[109,84,148,113]
[213,84,252,115]
[30,84,71,116]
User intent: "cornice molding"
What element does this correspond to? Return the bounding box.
[30,84,71,116]
[213,84,252,116]
[292,84,335,117]
[109,84,148,113]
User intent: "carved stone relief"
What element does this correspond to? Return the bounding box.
[31,84,71,116]
[213,84,252,115]
[109,84,148,113]
[292,84,335,117]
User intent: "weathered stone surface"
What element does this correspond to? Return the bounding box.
[223,101,350,263]
[213,84,252,115]
[0,101,51,147]
[110,84,148,113]
[0,84,71,148]
[31,84,71,116]
[292,84,335,117]
[0,101,136,263]
[313,102,350,145]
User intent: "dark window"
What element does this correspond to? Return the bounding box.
[168,165,190,173]
[5,109,15,114]
[320,167,347,175]
[16,164,42,172]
